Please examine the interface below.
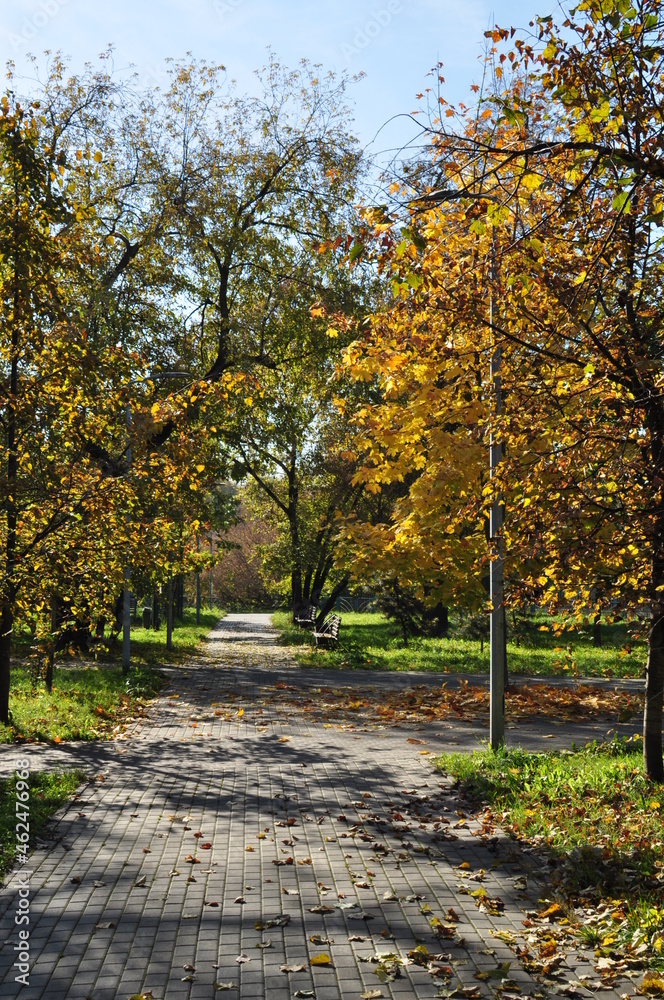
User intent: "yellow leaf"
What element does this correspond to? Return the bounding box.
[641,973,664,996]
[310,953,332,966]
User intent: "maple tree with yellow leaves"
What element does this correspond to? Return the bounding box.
[343,0,664,778]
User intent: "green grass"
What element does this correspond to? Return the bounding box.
[435,740,664,960]
[1,608,225,744]
[0,770,85,882]
[0,664,166,744]
[272,610,646,678]
[118,607,225,666]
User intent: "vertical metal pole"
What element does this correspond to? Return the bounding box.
[122,404,132,674]
[209,535,214,609]
[196,535,201,625]
[489,233,505,749]
[167,569,173,651]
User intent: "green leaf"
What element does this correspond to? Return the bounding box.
[611,191,631,214]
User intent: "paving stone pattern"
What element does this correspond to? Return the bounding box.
[0,614,637,999]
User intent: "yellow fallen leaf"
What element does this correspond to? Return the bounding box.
[537,902,564,920]
[640,973,664,996]
[310,953,332,966]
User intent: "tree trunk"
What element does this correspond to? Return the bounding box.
[0,336,19,725]
[0,605,12,725]
[45,596,58,694]
[166,573,174,651]
[593,614,602,647]
[644,606,664,782]
[315,574,350,628]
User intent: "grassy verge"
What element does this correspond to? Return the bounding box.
[436,740,664,971]
[0,665,166,744]
[0,770,85,881]
[272,610,646,678]
[1,608,225,744]
[120,607,225,666]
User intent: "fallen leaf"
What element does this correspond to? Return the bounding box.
[184,855,201,864]
[256,939,273,949]
[640,974,664,996]
[310,954,332,967]
[280,963,306,973]
[212,982,236,991]
[133,876,147,888]
[255,914,291,930]
[361,992,383,1000]
[537,902,564,920]
[309,905,334,914]
[234,896,246,904]
[200,842,212,850]
[235,953,250,964]
[94,921,115,930]
[293,992,316,998]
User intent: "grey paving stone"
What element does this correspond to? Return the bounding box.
[0,613,646,999]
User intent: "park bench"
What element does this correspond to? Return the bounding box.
[294,604,317,630]
[313,613,341,649]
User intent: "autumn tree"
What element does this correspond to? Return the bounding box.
[347,0,664,778]
[0,60,230,723]
[128,57,373,620]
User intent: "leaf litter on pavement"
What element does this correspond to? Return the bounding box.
[208,677,641,732]
[158,658,649,997]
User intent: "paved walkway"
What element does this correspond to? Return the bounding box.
[0,614,642,999]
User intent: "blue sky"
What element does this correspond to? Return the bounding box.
[2,0,553,157]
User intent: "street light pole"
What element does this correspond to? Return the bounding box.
[412,187,506,747]
[209,535,214,609]
[488,231,505,749]
[122,404,132,674]
[195,534,201,625]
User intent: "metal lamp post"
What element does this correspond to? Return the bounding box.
[488,229,505,749]
[413,186,506,747]
[122,370,193,673]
